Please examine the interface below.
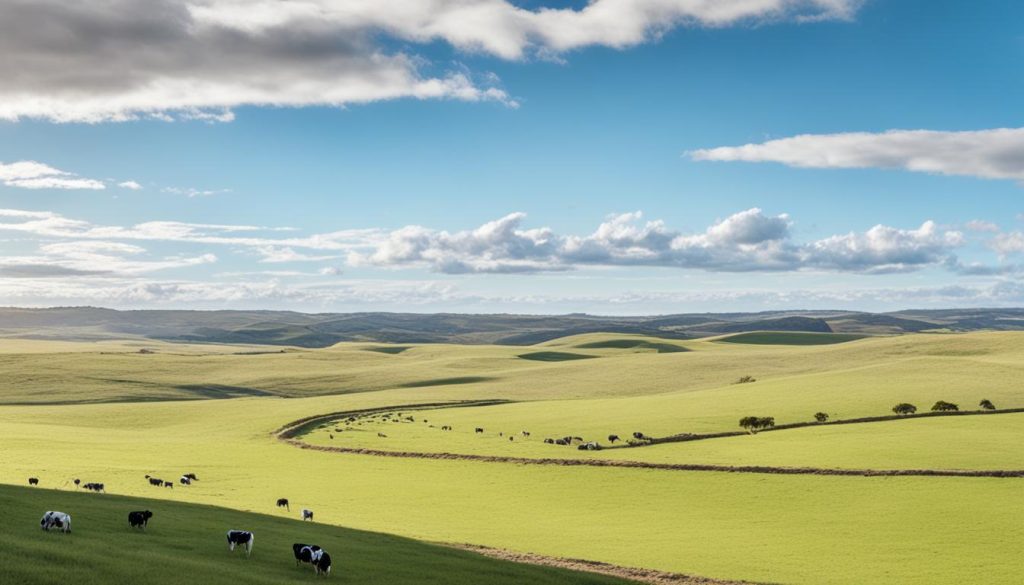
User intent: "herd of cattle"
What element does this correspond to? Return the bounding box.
[324,411,652,451]
[30,476,332,576]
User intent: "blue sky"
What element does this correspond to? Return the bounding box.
[1,0,1023,313]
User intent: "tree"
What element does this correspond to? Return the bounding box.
[814,412,829,423]
[979,399,996,410]
[758,416,775,430]
[931,400,959,412]
[892,403,917,416]
[739,416,760,433]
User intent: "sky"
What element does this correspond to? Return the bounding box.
[0,0,1023,314]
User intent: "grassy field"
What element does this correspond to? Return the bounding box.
[713,331,868,345]
[0,484,628,585]
[1,331,1022,584]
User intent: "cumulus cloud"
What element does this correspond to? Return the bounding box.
[118,180,143,190]
[350,209,963,274]
[0,161,106,190]
[0,206,975,276]
[0,0,859,123]
[689,128,1024,183]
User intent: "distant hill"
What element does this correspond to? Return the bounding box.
[1,306,1023,347]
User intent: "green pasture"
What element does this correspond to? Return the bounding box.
[0,484,626,585]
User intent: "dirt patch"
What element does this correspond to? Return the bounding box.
[448,543,763,585]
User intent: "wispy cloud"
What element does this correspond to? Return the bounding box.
[689,128,1024,183]
[0,161,105,190]
[0,0,859,123]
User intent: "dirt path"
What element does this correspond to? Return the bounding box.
[276,402,1024,478]
[448,543,766,585]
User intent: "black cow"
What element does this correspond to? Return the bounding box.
[475,428,484,433]
[226,530,254,557]
[521,431,530,437]
[277,498,290,511]
[163,481,174,489]
[148,477,163,487]
[632,432,646,440]
[73,479,81,487]
[128,510,153,529]
[84,482,105,492]
[608,434,620,443]
[508,436,514,441]
[543,438,554,444]
[554,438,568,445]
[377,432,387,438]
[28,477,39,486]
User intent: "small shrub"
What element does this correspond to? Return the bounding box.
[931,400,959,412]
[892,403,917,416]
[979,399,996,410]
[735,375,757,384]
[814,412,829,423]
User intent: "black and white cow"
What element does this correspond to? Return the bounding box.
[28,477,39,486]
[226,530,254,557]
[315,552,333,576]
[128,510,153,529]
[179,476,192,485]
[183,473,198,481]
[40,511,72,533]
[302,508,314,522]
[293,543,322,566]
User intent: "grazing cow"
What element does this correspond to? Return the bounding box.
[276,498,290,511]
[226,530,255,557]
[377,432,387,438]
[293,543,321,565]
[40,511,72,533]
[475,428,484,434]
[180,476,192,486]
[329,434,334,440]
[543,438,554,444]
[632,432,646,440]
[183,473,198,481]
[315,552,333,576]
[608,434,620,443]
[83,482,105,492]
[163,481,174,489]
[499,432,503,437]
[554,438,568,446]
[521,431,530,438]
[578,441,600,451]
[508,436,514,442]
[302,509,314,522]
[28,477,39,486]
[73,479,81,487]
[148,477,163,487]
[128,510,153,529]
[572,436,583,442]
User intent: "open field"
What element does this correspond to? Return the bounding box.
[1,331,1022,584]
[0,484,629,585]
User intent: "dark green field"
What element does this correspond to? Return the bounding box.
[0,485,625,585]
[574,339,688,353]
[715,331,867,345]
[517,351,598,362]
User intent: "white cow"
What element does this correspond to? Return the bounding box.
[40,511,72,533]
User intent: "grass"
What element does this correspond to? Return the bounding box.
[516,351,598,362]
[2,331,1024,584]
[574,339,689,353]
[0,484,627,585]
[714,331,868,345]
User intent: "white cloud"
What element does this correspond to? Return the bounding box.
[965,220,999,233]
[0,239,216,277]
[118,180,143,190]
[0,161,105,190]
[350,209,963,274]
[162,186,231,198]
[0,0,859,123]
[690,128,1024,183]
[0,206,975,276]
